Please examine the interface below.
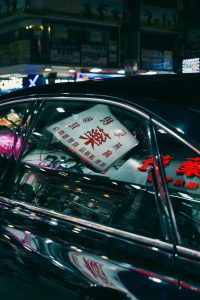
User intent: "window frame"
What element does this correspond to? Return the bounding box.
[0,94,179,248]
[152,118,200,253]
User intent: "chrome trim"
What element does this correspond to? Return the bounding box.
[152,118,200,155]
[41,96,150,120]
[176,245,200,259]
[0,196,173,251]
[0,97,38,106]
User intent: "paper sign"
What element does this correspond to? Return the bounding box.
[47,104,138,172]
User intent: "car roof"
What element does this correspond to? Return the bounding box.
[0,73,199,145]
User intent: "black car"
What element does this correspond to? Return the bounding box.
[0,75,199,300]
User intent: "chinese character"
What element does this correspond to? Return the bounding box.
[102,150,112,158]
[95,159,101,164]
[172,179,185,187]
[176,157,200,177]
[79,147,86,153]
[67,138,75,143]
[100,162,106,167]
[72,142,79,148]
[138,154,174,171]
[138,155,153,171]
[162,155,174,166]
[113,142,122,150]
[114,130,126,138]
[53,126,60,132]
[68,122,80,129]
[83,116,93,123]
[80,126,111,149]
[62,133,70,140]
[85,151,90,157]
[185,181,199,189]
[100,116,113,125]
[58,129,65,136]
[89,154,95,160]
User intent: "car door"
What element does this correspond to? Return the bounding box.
[154,121,200,299]
[0,96,179,300]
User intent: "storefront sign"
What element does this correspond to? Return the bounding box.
[47,104,138,172]
[140,5,177,31]
[81,44,107,66]
[0,0,123,24]
[138,154,200,191]
[23,75,44,88]
[141,49,173,71]
[0,78,23,91]
[182,58,200,73]
[51,45,80,64]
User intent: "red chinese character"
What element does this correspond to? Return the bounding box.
[102,150,112,158]
[89,154,95,160]
[80,126,111,149]
[138,155,173,171]
[138,155,153,171]
[172,179,185,186]
[162,155,174,166]
[68,122,80,129]
[166,176,173,182]
[100,116,113,125]
[176,157,200,177]
[113,143,122,150]
[185,181,199,189]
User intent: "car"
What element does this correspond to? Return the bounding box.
[0,75,199,300]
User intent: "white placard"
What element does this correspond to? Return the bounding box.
[47,104,138,172]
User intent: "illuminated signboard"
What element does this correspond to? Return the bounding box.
[23,74,44,88]
[47,104,138,172]
[0,78,23,92]
[182,58,200,73]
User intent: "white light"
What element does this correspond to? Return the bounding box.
[68,69,75,73]
[101,256,108,260]
[142,71,157,75]
[149,277,162,283]
[117,70,125,74]
[157,129,167,134]
[44,68,52,72]
[131,184,141,190]
[83,176,91,180]
[178,192,193,200]
[56,107,65,113]
[90,68,102,73]
[32,132,42,137]
[0,78,23,90]
[176,127,184,134]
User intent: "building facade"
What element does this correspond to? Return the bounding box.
[123,0,180,73]
[0,0,123,89]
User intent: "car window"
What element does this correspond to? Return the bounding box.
[0,103,30,191]
[10,100,166,240]
[156,126,200,251]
